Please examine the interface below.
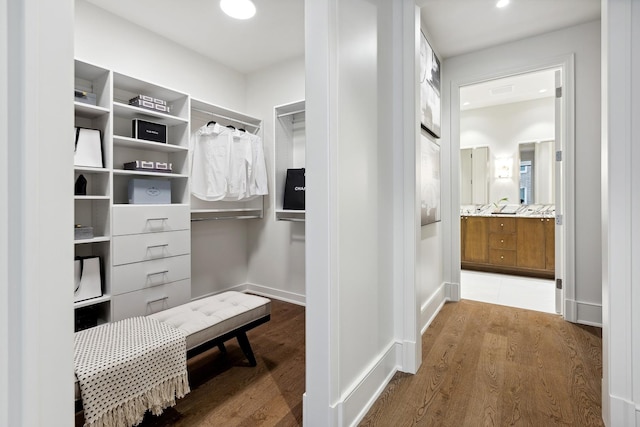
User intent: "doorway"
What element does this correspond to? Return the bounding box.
[458,67,563,315]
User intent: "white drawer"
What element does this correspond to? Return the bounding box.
[113,230,190,266]
[111,254,190,295]
[112,205,189,236]
[111,279,191,321]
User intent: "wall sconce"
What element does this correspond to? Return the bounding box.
[495,158,513,178]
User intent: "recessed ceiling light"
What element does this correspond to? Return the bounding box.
[496,0,510,8]
[539,89,548,94]
[463,102,470,106]
[220,0,256,20]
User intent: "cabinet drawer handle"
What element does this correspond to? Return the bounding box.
[147,270,169,277]
[147,243,169,250]
[146,217,168,222]
[147,296,169,305]
[501,239,504,243]
[500,223,504,227]
[501,256,504,260]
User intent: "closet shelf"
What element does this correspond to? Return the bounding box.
[74,294,111,309]
[75,195,110,201]
[74,102,110,119]
[113,102,188,126]
[275,209,306,222]
[74,166,109,174]
[113,169,188,179]
[191,208,263,214]
[74,236,111,245]
[113,135,189,153]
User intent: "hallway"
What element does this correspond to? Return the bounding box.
[361,299,603,426]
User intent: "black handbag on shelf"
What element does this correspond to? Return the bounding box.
[283,168,305,210]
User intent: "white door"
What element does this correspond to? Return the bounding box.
[554,69,564,314]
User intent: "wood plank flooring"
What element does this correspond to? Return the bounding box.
[360,300,603,426]
[77,298,603,426]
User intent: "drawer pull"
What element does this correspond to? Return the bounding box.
[147,270,169,277]
[501,256,504,259]
[500,223,504,227]
[146,217,168,222]
[147,243,169,250]
[147,296,169,306]
[501,239,504,243]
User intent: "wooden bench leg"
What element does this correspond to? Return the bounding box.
[236,331,257,366]
[218,342,227,354]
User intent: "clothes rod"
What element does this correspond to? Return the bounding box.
[191,215,262,222]
[192,108,261,130]
[277,109,305,118]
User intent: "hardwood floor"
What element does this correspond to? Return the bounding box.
[77,298,602,426]
[77,299,306,427]
[360,299,603,426]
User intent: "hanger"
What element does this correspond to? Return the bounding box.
[226,125,236,130]
[206,120,216,126]
[239,128,247,133]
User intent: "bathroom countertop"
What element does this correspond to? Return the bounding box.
[460,204,555,218]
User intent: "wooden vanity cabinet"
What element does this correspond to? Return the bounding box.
[461,216,555,278]
[461,216,488,263]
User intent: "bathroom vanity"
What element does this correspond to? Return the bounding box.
[460,205,555,279]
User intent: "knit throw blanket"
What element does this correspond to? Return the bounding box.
[74,317,190,427]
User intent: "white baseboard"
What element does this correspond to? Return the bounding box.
[337,342,401,427]
[421,282,448,334]
[565,299,602,327]
[604,393,638,426]
[192,283,306,306]
[244,283,306,306]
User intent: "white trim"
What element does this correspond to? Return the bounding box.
[337,342,401,427]
[420,282,448,334]
[445,281,460,302]
[0,0,8,424]
[245,283,306,306]
[606,394,637,427]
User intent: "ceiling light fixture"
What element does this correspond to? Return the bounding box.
[496,0,510,8]
[539,89,548,94]
[220,0,256,20]
[463,102,470,106]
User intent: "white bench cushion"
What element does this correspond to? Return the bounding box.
[75,291,270,402]
[148,291,271,351]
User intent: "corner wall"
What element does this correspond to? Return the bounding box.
[245,57,306,305]
[601,0,640,424]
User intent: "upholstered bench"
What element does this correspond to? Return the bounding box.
[149,291,271,364]
[75,291,271,404]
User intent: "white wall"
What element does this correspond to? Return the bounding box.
[3,0,75,424]
[601,0,640,424]
[303,0,420,426]
[75,1,246,112]
[244,57,306,304]
[443,20,602,325]
[460,98,555,204]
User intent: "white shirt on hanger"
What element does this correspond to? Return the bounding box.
[191,123,231,201]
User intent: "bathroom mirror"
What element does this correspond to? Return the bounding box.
[518,140,555,204]
[460,146,489,205]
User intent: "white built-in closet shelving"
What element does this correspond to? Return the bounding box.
[189,98,264,221]
[73,60,113,326]
[274,100,306,222]
[72,59,271,330]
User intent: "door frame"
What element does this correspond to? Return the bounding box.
[450,54,576,321]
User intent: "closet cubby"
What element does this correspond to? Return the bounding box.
[274,100,306,221]
[73,60,113,327]
[189,98,264,220]
[111,73,190,206]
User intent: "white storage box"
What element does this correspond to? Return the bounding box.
[128,178,171,204]
[74,256,103,303]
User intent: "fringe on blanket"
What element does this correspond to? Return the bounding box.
[84,373,190,427]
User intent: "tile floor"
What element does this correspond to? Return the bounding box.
[460,270,556,314]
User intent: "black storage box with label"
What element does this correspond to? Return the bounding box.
[132,119,167,143]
